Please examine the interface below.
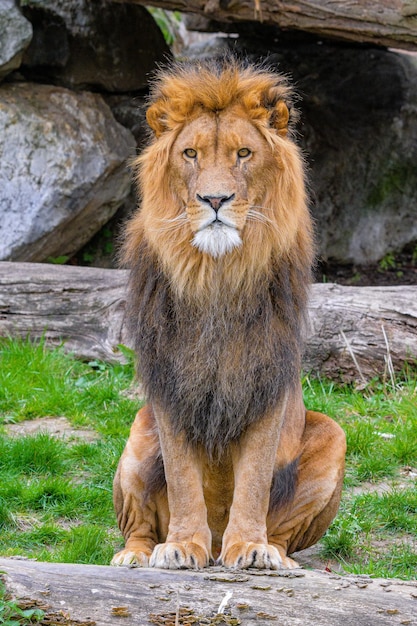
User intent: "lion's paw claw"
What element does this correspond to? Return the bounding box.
[111,549,150,568]
[220,542,284,570]
[150,542,209,570]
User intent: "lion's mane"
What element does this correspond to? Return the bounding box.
[123,58,314,458]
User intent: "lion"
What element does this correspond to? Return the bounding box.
[112,58,346,570]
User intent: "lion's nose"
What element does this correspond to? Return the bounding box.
[197,194,235,212]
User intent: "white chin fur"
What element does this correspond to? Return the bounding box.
[192,224,242,258]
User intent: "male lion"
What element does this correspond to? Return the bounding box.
[112,58,346,570]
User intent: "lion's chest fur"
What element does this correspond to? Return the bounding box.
[127,246,307,457]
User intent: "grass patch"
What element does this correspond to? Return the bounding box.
[304,374,417,578]
[0,337,139,565]
[0,337,135,437]
[57,526,116,564]
[0,433,66,475]
[320,487,417,573]
[303,374,417,485]
[0,337,416,578]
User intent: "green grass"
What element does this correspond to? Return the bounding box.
[303,374,417,485]
[0,433,66,475]
[320,488,417,577]
[0,337,416,579]
[0,337,138,565]
[304,374,417,578]
[0,337,136,436]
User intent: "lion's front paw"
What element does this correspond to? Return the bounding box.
[219,542,284,570]
[149,542,210,569]
[111,549,150,568]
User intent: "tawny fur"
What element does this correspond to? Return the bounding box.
[113,57,346,571]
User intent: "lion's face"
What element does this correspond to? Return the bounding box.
[124,61,313,297]
[169,106,276,258]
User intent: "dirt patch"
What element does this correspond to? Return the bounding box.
[316,246,417,286]
[349,469,417,497]
[5,416,100,443]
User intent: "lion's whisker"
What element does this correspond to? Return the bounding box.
[249,204,274,212]
[247,208,277,228]
[151,213,188,233]
[151,223,187,233]
[247,210,271,223]
[158,212,188,224]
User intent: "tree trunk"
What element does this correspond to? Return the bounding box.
[1,557,417,626]
[117,0,417,51]
[0,262,416,382]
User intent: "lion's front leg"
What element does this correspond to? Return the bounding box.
[219,405,286,570]
[149,405,212,569]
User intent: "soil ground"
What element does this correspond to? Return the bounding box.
[5,416,100,443]
[316,247,417,287]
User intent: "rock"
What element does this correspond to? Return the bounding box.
[104,94,148,149]
[0,0,32,82]
[21,0,171,92]
[0,82,135,262]
[184,36,417,264]
[278,44,417,264]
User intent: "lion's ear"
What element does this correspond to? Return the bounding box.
[269,100,290,137]
[146,101,167,137]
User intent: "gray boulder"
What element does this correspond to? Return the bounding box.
[20,0,171,92]
[0,0,32,82]
[0,82,135,262]
[290,45,417,264]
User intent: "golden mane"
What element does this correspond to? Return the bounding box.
[123,58,313,300]
[145,60,295,136]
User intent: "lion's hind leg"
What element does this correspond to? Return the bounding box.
[267,410,346,568]
[112,405,168,567]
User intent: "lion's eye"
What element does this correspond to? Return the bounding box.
[183,148,197,159]
[237,148,251,159]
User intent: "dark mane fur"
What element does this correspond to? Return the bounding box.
[126,242,310,459]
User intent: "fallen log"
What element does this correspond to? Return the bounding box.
[1,558,416,626]
[0,261,416,381]
[117,0,417,51]
[0,262,130,363]
[305,282,417,381]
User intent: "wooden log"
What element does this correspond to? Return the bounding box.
[0,262,130,363]
[1,557,417,626]
[0,262,416,381]
[305,283,417,381]
[116,0,417,51]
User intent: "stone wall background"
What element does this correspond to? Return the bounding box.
[1,0,417,269]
